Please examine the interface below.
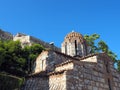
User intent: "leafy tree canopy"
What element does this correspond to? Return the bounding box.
[84,34,119,71]
[0,40,45,76]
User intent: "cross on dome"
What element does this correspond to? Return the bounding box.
[72,30,75,32]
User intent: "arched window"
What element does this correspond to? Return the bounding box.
[65,42,67,54]
[75,40,77,55]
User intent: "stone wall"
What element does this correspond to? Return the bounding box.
[109,61,120,90]
[49,71,66,90]
[23,76,49,90]
[55,61,73,72]
[0,29,13,40]
[34,50,79,73]
[24,53,120,90]
[34,51,48,73]
[66,60,110,90]
[30,36,60,51]
[23,71,67,90]
[65,55,120,90]
[13,33,60,51]
[81,55,97,63]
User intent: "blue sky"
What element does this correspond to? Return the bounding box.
[0,0,120,59]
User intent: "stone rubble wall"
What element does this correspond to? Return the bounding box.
[54,54,97,73]
[23,72,67,90]
[34,50,79,73]
[23,76,49,90]
[55,62,73,72]
[66,64,106,90]
[0,30,60,51]
[45,51,79,73]
[53,54,120,90]
[24,53,120,90]
[30,36,60,51]
[13,35,30,44]
[34,51,48,73]
[98,55,120,90]
[13,33,60,51]
[65,59,120,90]
[109,61,120,90]
[81,55,97,63]
[49,72,66,90]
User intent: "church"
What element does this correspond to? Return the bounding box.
[23,31,120,90]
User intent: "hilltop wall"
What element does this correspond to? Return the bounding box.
[13,33,60,51]
[0,30,60,51]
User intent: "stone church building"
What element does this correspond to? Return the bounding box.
[23,31,120,90]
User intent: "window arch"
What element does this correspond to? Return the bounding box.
[65,42,67,54]
[75,40,77,55]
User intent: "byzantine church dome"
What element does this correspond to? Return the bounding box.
[64,31,84,43]
[61,31,89,57]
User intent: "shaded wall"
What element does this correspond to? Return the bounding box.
[66,57,120,90]
[22,71,67,90]
[23,76,49,90]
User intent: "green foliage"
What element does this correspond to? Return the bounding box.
[98,40,108,53]
[0,40,45,75]
[84,34,119,70]
[23,44,45,73]
[117,60,120,72]
[107,50,117,62]
[84,34,100,53]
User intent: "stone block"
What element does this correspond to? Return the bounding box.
[93,86,98,90]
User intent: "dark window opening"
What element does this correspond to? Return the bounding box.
[108,79,112,90]
[65,42,67,54]
[106,62,109,73]
[75,40,77,55]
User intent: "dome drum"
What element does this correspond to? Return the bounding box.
[61,31,88,57]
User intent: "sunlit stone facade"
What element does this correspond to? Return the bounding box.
[23,31,120,90]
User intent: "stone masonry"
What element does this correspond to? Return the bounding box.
[13,33,60,51]
[22,31,120,90]
[0,29,60,51]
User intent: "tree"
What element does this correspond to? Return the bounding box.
[84,34,100,53]
[98,40,117,62]
[84,34,119,70]
[98,40,109,53]
[23,44,45,73]
[0,40,25,75]
[0,41,5,66]
[117,60,120,71]
[0,40,45,76]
